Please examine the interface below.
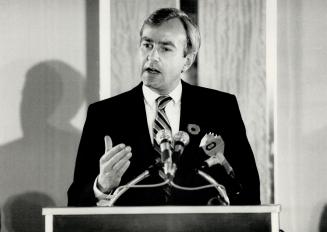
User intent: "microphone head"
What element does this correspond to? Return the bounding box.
[199,133,225,157]
[172,131,190,164]
[173,131,190,146]
[155,129,172,145]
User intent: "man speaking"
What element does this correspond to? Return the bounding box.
[67,8,260,206]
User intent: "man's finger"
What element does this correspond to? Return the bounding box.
[101,147,131,171]
[116,160,131,178]
[112,153,132,171]
[100,143,126,164]
[104,135,112,152]
[108,146,131,168]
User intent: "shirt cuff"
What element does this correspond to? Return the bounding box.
[93,176,114,201]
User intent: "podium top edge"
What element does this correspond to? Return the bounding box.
[42,205,281,215]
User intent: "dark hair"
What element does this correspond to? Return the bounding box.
[140,8,201,56]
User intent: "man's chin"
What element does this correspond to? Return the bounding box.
[142,74,160,86]
[143,80,158,89]
[142,77,162,92]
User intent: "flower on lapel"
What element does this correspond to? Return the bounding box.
[187,123,200,135]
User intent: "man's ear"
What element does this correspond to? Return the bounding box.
[182,53,197,72]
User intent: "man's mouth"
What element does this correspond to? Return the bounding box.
[145,67,161,74]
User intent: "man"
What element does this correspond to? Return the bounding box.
[68,8,260,206]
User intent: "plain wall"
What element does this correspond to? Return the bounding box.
[277,0,327,231]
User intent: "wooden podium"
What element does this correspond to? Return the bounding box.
[42,205,280,232]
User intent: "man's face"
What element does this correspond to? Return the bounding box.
[139,18,190,94]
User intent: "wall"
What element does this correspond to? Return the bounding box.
[276,0,327,231]
[0,1,90,231]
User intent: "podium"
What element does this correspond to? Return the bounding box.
[42,205,280,232]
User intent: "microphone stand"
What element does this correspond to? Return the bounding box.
[197,170,230,205]
[108,170,149,206]
[107,160,168,206]
[106,162,230,206]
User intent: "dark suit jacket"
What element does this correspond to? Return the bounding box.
[67,81,260,206]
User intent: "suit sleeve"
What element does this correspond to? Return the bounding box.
[67,104,104,206]
[222,95,261,205]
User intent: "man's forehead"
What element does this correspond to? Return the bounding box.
[141,18,187,43]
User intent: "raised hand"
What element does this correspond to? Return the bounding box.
[97,135,132,193]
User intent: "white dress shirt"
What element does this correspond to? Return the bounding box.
[94,81,183,202]
[143,81,182,143]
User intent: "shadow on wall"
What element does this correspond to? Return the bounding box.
[320,205,327,232]
[3,192,55,232]
[0,60,86,232]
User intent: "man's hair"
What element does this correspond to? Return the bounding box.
[140,8,201,57]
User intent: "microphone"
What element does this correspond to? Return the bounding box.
[155,129,175,178]
[199,133,230,171]
[199,133,225,168]
[155,129,173,163]
[199,133,242,194]
[172,131,190,164]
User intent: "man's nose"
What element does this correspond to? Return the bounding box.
[147,47,160,62]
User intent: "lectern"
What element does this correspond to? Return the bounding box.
[42,205,280,232]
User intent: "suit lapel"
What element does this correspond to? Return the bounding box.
[179,81,197,132]
[128,83,157,164]
[179,81,206,166]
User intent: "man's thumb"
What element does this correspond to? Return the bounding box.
[104,135,112,152]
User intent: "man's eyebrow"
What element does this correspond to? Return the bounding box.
[140,37,176,48]
[140,36,153,42]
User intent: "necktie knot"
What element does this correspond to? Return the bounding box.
[156,95,172,110]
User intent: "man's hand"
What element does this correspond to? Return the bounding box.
[97,135,132,193]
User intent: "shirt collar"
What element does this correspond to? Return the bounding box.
[142,81,182,107]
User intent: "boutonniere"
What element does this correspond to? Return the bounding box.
[187,123,201,135]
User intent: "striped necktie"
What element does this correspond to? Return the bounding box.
[153,95,173,203]
[153,95,172,154]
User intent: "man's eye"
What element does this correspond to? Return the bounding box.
[142,42,152,49]
[162,47,172,52]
